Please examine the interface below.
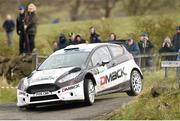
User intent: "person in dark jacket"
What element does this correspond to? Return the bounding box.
[73,34,86,45]
[58,33,69,49]
[125,38,140,66]
[159,36,175,61]
[172,26,180,52]
[16,6,26,55]
[138,32,154,68]
[89,26,101,43]
[24,3,38,53]
[108,33,117,43]
[2,14,15,47]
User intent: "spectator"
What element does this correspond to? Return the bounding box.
[74,34,86,44]
[125,38,140,65]
[2,14,15,47]
[52,40,59,52]
[89,26,101,43]
[68,32,76,45]
[108,33,117,43]
[138,32,154,67]
[58,33,69,49]
[172,26,180,52]
[16,6,26,55]
[24,3,38,53]
[159,36,175,61]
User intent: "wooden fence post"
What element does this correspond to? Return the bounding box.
[177,67,180,88]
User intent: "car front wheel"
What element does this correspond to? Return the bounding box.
[127,70,142,96]
[84,79,95,105]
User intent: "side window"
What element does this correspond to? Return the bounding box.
[109,45,123,58]
[91,47,112,66]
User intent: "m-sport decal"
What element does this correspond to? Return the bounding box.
[100,67,127,86]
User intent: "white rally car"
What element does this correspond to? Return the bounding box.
[17,43,143,109]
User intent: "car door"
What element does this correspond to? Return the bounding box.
[90,46,115,93]
[108,45,128,86]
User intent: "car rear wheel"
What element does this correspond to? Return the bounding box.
[127,70,142,96]
[84,79,95,105]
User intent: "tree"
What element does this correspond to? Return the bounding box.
[104,0,118,18]
[69,0,81,21]
[121,0,179,16]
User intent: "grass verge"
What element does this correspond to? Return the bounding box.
[97,69,180,120]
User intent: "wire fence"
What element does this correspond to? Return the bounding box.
[31,52,179,80]
[32,52,180,70]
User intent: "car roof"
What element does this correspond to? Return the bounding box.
[52,43,120,56]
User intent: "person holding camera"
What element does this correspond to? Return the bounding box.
[138,32,154,68]
[159,36,175,61]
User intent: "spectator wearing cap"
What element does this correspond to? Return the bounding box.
[125,38,140,66]
[2,14,15,47]
[108,33,117,43]
[89,26,101,43]
[16,6,26,55]
[172,26,180,52]
[138,32,154,68]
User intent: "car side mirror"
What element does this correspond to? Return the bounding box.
[102,60,110,66]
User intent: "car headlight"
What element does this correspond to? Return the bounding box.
[58,71,81,83]
[18,78,29,91]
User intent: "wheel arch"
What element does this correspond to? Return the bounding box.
[131,68,143,79]
[84,72,97,86]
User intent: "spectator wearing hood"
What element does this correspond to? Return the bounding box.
[2,14,15,47]
[172,26,180,52]
[58,33,69,49]
[89,26,101,43]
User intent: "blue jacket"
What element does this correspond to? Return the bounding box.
[125,42,140,56]
[90,33,101,43]
[3,20,15,32]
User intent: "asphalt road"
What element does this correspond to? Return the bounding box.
[0,93,132,120]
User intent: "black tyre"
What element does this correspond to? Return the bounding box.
[127,70,142,96]
[84,79,95,105]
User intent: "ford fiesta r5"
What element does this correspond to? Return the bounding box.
[17,43,143,109]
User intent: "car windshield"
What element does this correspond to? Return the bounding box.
[38,51,90,71]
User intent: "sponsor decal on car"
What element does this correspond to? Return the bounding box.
[62,84,80,92]
[100,67,127,86]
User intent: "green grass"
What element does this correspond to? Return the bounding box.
[0,88,17,103]
[97,69,180,120]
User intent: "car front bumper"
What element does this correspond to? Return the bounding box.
[17,81,84,107]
